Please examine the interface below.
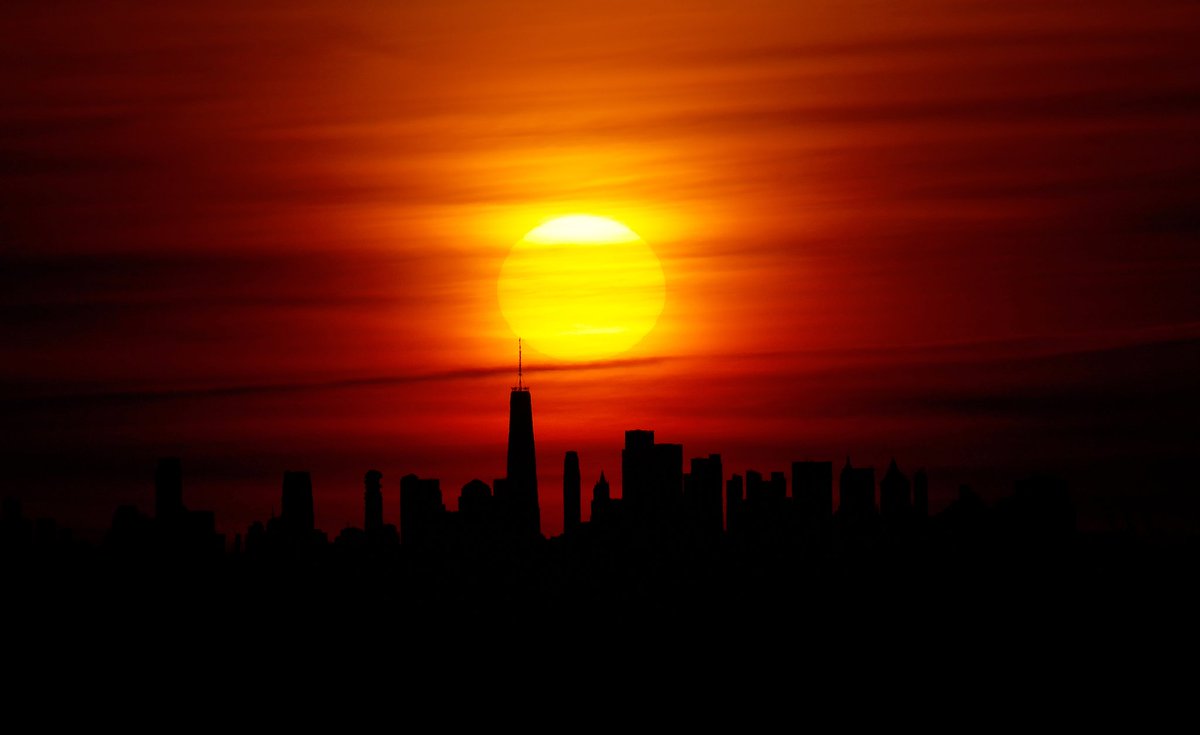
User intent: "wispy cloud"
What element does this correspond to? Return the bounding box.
[0,355,674,409]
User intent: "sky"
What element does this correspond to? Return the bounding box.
[3,0,1199,540]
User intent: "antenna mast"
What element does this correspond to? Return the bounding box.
[518,337,523,390]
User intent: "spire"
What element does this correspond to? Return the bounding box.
[505,355,539,537]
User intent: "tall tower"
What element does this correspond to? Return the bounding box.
[563,451,581,535]
[503,339,541,539]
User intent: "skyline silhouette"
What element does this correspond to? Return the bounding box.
[3,3,1198,676]
[0,374,1166,559]
[5,369,1196,663]
[3,354,1196,550]
[5,3,1199,551]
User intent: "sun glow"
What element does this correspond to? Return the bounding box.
[498,215,666,361]
[521,215,643,245]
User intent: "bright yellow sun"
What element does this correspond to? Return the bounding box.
[497,215,666,361]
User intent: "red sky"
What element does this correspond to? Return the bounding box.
[3,0,1199,539]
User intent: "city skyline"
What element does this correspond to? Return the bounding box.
[3,2,1198,543]
[2,369,1069,550]
[0,349,1193,543]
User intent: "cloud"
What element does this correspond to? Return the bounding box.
[0,355,675,409]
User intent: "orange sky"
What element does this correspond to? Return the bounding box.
[3,0,1199,538]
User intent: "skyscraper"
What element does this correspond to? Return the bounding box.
[563,451,581,534]
[501,342,540,539]
[621,429,682,528]
[399,473,444,547]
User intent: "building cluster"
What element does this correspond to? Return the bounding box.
[376,385,936,550]
[394,383,542,551]
[0,377,1074,565]
[107,457,224,560]
[556,430,930,548]
[107,383,939,557]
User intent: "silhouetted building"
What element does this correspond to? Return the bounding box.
[621,429,683,529]
[454,478,495,548]
[459,479,493,516]
[281,471,315,538]
[913,469,929,519]
[155,457,184,521]
[364,469,383,534]
[880,459,911,520]
[744,469,787,542]
[684,454,723,542]
[500,385,540,540]
[563,451,581,535]
[102,457,224,559]
[745,470,786,504]
[792,460,833,523]
[336,526,367,548]
[838,458,875,521]
[590,472,612,524]
[400,473,444,547]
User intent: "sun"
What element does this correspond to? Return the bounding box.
[497,214,666,361]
